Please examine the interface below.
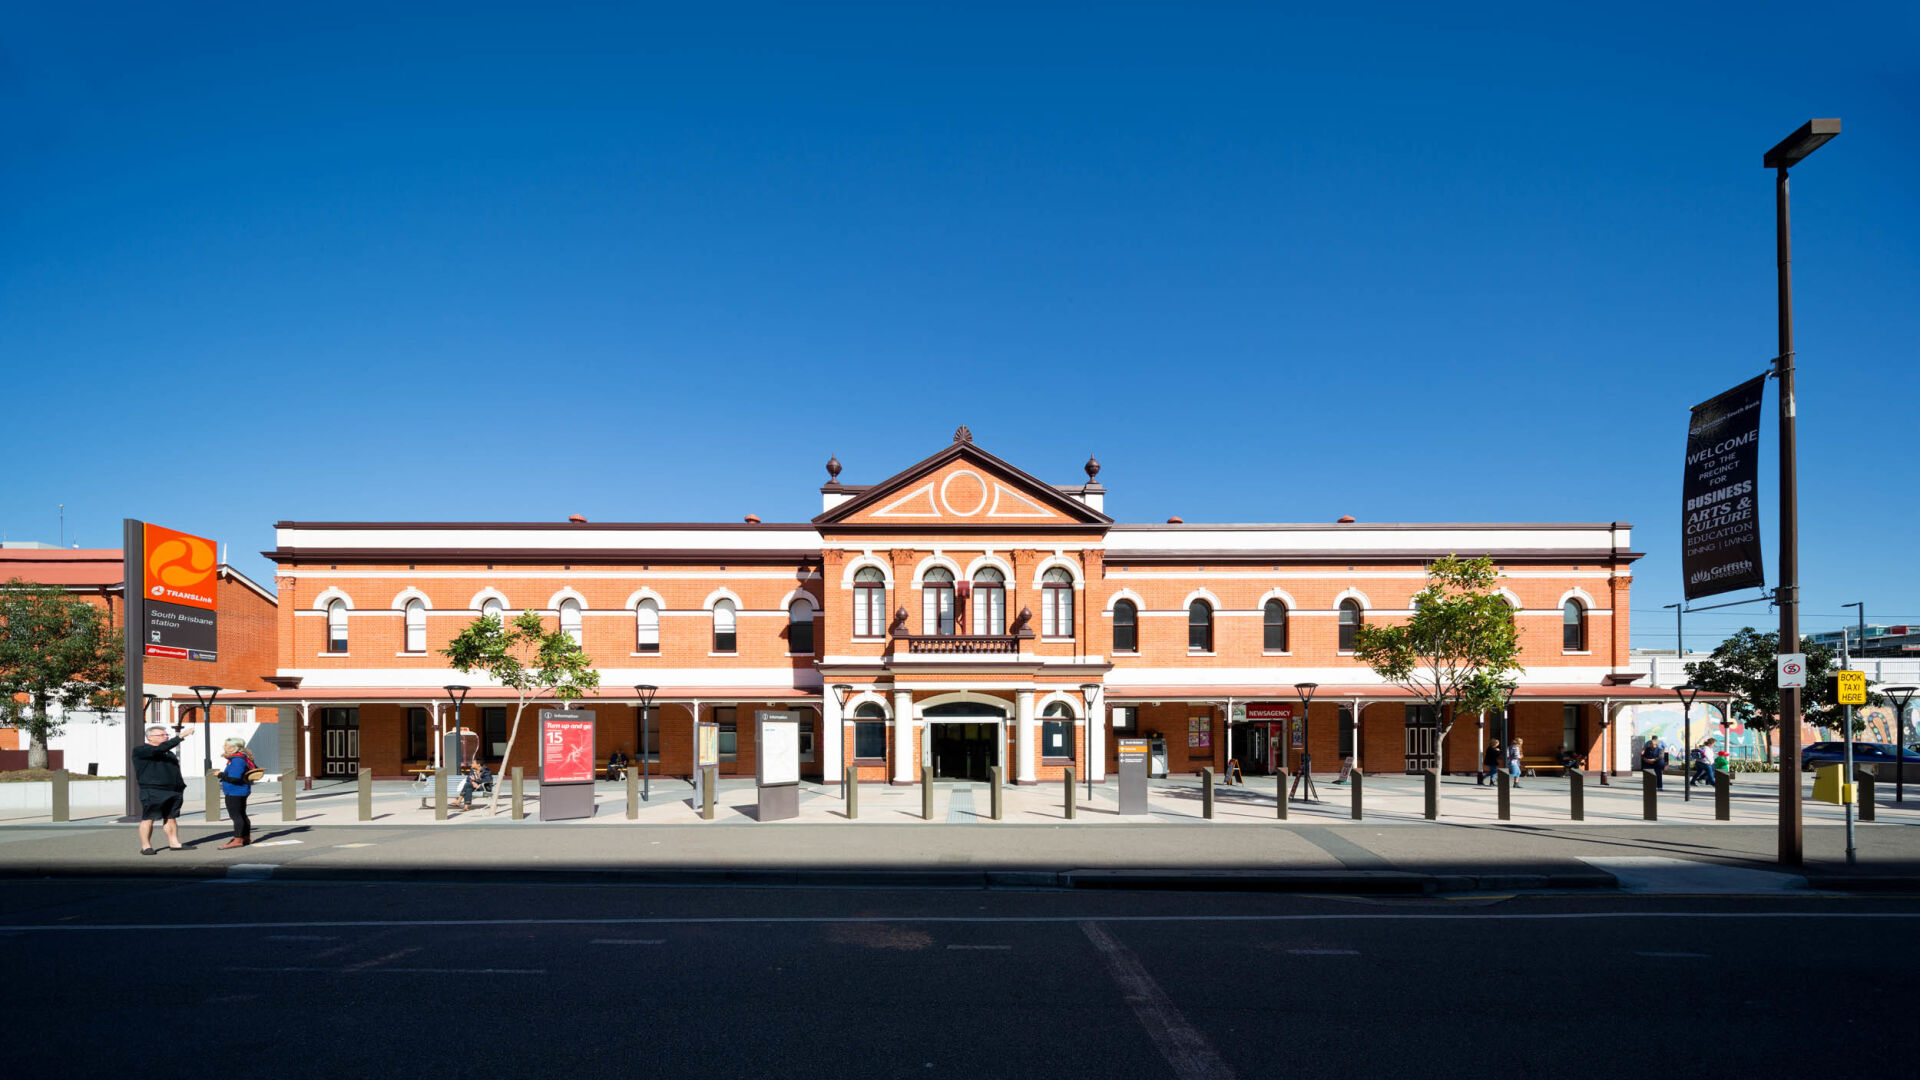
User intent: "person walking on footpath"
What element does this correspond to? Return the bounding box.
[132,723,192,854]
[216,738,259,849]
[1640,736,1667,790]
[1507,737,1525,788]
[1481,740,1503,785]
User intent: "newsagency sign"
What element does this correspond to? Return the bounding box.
[142,522,218,661]
[1682,375,1766,600]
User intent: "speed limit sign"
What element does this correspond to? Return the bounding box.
[1777,653,1807,689]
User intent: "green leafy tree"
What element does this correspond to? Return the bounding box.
[442,609,599,813]
[1351,556,1522,784]
[0,580,124,770]
[1686,628,1885,759]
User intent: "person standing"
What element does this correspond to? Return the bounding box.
[1640,736,1667,790]
[1481,740,1503,785]
[1507,737,1525,788]
[217,738,258,849]
[132,723,191,854]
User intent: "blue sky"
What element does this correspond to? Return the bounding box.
[4,2,1916,650]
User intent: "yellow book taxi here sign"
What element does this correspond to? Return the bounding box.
[1835,670,1868,706]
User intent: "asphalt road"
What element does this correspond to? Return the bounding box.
[6,880,1916,1079]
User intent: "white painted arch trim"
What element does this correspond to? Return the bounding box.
[910,554,964,587]
[846,691,892,719]
[623,587,666,610]
[780,589,819,613]
[914,690,1014,717]
[1037,690,1082,718]
[546,587,588,611]
[1031,554,1084,589]
[1496,588,1522,609]
[840,555,895,589]
[469,587,510,612]
[962,553,1016,582]
[1558,587,1597,610]
[1333,587,1374,610]
[702,588,743,611]
[1255,587,1300,611]
[391,587,432,610]
[1181,588,1224,611]
[312,587,354,612]
[1103,588,1146,614]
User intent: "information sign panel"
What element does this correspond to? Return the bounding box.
[1777,654,1807,689]
[1682,376,1767,599]
[696,721,720,768]
[538,709,596,821]
[1117,737,1150,815]
[755,711,801,786]
[1836,671,1868,706]
[141,523,219,661]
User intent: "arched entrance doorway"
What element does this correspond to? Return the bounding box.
[922,700,1007,782]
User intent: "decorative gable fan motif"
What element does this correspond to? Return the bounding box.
[816,437,1111,527]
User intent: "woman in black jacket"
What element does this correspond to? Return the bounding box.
[132,723,192,854]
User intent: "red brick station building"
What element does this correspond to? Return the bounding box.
[223,430,1672,787]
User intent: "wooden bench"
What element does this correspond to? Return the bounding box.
[1520,757,1568,778]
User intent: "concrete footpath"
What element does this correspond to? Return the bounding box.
[3,773,1916,894]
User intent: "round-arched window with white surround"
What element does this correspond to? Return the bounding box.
[326,599,348,654]
[559,598,583,646]
[635,598,660,654]
[1041,568,1074,638]
[922,567,955,636]
[712,598,737,654]
[972,567,1006,635]
[1040,700,1075,762]
[788,596,815,654]
[404,599,426,653]
[853,567,887,638]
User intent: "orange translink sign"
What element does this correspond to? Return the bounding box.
[143,523,218,611]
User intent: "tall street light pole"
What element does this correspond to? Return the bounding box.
[1293,682,1318,803]
[1763,117,1840,866]
[188,685,221,779]
[442,684,470,769]
[1882,685,1917,805]
[1675,684,1701,802]
[635,684,657,801]
[833,684,854,800]
[1841,601,1864,657]
[1080,682,1101,800]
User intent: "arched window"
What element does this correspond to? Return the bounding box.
[1263,599,1288,652]
[1563,598,1587,651]
[481,597,505,623]
[853,567,886,638]
[1041,701,1074,761]
[712,598,737,653]
[1041,568,1074,638]
[922,568,955,636]
[972,568,1006,635]
[559,598,583,647]
[1188,599,1213,652]
[403,598,426,653]
[1112,599,1139,653]
[853,701,888,760]
[634,598,660,654]
[326,600,348,653]
[788,597,815,654]
[1338,598,1362,652]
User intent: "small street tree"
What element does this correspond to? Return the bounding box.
[1351,556,1522,787]
[1686,628,1884,759]
[0,580,124,770]
[442,608,599,813]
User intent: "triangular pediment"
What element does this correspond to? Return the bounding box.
[816,440,1111,528]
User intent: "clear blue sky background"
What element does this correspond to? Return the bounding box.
[5,2,1916,650]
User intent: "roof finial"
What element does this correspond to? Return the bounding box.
[953,425,973,445]
[1084,453,1101,480]
[826,454,842,481]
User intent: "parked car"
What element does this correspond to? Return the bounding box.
[1800,742,1920,771]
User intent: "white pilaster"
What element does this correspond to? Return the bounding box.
[1092,703,1107,782]
[893,689,915,783]
[821,692,844,783]
[1015,690,1037,783]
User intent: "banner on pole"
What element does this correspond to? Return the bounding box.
[1682,376,1767,600]
[141,523,219,661]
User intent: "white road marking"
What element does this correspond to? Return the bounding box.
[590,938,664,945]
[1287,948,1359,955]
[1082,920,1236,1080]
[266,934,340,941]
[1636,951,1709,958]
[946,944,1011,950]
[5,911,1918,934]
[225,966,545,975]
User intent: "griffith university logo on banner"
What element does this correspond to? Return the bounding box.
[1682,376,1767,600]
[144,523,218,610]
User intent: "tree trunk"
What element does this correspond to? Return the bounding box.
[26,697,50,770]
[488,699,531,815]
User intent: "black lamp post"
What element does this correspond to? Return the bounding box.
[1675,683,1702,802]
[1498,683,1517,765]
[188,685,220,778]
[1764,117,1840,866]
[832,684,854,800]
[1293,682,1318,803]
[442,684,470,769]
[1081,682,1102,799]
[1883,685,1917,804]
[636,684,658,801]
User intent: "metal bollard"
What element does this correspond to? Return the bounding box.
[1642,769,1658,820]
[922,767,935,821]
[1496,770,1511,821]
[989,766,1003,821]
[1715,769,1732,820]
[511,766,525,820]
[434,768,449,821]
[281,772,298,822]
[1856,769,1875,822]
[1423,769,1440,821]
[1569,769,1584,821]
[846,765,859,819]
[51,768,69,823]
[1275,768,1289,820]
[207,770,222,823]
[1202,767,1214,820]
[1350,769,1363,820]
[700,765,716,820]
[358,768,372,821]
[1064,767,1077,820]
[627,767,639,820]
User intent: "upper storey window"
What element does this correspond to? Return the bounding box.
[972,568,1006,635]
[713,599,738,654]
[922,568,956,636]
[1563,599,1588,651]
[1112,600,1138,654]
[1263,599,1288,652]
[326,600,348,654]
[403,599,426,653]
[1041,568,1074,638]
[1338,599,1363,652]
[788,597,815,654]
[635,599,660,654]
[1187,599,1213,652]
[559,598,583,646]
[853,568,886,638]
[481,597,505,623]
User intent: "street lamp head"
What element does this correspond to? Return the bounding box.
[1675,683,1702,709]
[442,683,470,709]
[1080,682,1102,703]
[1763,118,1841,169]
[188,684,220,706]
[1881,684,1918,711]
[831,683,853,708]
[634,684,657,708]
[1293,681,1318,707]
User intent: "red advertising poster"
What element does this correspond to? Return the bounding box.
[541,717,595,783]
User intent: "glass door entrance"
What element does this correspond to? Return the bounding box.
[930,722,995,781]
